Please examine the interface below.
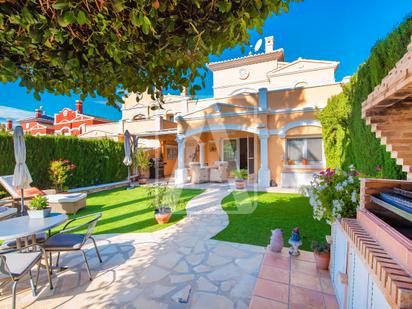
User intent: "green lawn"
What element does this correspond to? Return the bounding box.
[64,187,204,234]
[213,191,330,251]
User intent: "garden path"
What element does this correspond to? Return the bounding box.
[0,186,266,309]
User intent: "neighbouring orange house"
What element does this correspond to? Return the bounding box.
[19,100,111,136]
[53,100,111,136]
[19,107,55,135]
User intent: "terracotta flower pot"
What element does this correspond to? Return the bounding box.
[154,208,172,224]
[235,179,245,189]
[138,177,147,185]
[314,251,330,270]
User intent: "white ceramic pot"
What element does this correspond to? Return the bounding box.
[27,208,51,219]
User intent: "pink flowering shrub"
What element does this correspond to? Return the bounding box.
[308,165,360,224]
[49,159,76,192]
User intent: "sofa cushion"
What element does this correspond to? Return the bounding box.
[46,193,87,203]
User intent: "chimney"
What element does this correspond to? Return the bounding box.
[75,100,83,114]
[264,36,274,53]
[6,119,12,131]
[35,107,43,118]
[180,87,188,97]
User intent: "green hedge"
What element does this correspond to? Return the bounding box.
[318,15,412,179]
[0,133,127,189]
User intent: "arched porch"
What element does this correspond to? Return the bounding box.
[175,125,271,187]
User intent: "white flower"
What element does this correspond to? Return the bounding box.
[332,199,343,218]
[348,176,354,184]
[351,191,357,203]
[349,164,355,171]
[335,183,344,192]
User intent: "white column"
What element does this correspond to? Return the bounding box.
[199,142,206,167]
[175,135,186,184]
[258,130,270,187]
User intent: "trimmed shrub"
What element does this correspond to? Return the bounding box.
[0,133,127,189]
[318,15,412,179]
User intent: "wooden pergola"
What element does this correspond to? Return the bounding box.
[362,36,412,180]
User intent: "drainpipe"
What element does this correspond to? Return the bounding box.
[258,129,270,187]
[258,88,268,111]
[175,134,186,184]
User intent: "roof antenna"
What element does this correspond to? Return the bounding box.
[254,38,263,53]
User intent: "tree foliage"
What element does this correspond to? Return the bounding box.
[0,0,297,106]
[318,15,412,179]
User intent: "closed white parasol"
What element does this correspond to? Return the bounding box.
[12,126,33,213]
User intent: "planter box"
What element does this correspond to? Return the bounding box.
[27,207,51,219]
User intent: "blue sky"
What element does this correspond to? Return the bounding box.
[0,0,411,124]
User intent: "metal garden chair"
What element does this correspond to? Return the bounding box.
[42,213,103,282]
[0,245,52,309]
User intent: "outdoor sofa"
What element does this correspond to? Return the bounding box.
[189,161,229,184]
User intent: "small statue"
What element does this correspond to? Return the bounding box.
[288,227,302,256]
[269,229,284,253]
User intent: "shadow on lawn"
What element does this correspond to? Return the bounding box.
[62,187,203,235]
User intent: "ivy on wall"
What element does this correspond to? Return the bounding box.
[0,133,127,189]
[318,15,412,179]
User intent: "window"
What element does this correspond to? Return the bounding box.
[167,114,174,122]
[286,137,323,164]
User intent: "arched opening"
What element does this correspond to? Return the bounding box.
[133,113,146,120]
[183,128,259,176]
[294,81,308,88]
[229,87,258,96]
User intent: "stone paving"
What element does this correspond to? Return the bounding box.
[0,187,267,309]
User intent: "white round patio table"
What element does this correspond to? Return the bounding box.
[0,213,67,247]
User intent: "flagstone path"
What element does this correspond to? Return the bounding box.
[0,187,266,309]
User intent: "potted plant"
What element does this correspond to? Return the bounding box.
[49,159,76,192]
[311,240,331,270]
[28,195,50,218]
[146,184,178,224]
[301,158,309,165]
[135,149,151,185]
[233,169,248,189]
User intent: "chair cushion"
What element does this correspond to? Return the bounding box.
[1,252,41,278]
[43,233,85,251]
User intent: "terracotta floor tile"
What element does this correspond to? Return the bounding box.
[259,264,290,284]
[290,286,325,309]
[249,296,288,309]
[291,259,319,276]
[254,278,289,303]
[295,250,316,263]
[291,271,322,292]
[263,252,290,269]
[318,269,331,279]
[324,294,339,309]
[320,277,335,295]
